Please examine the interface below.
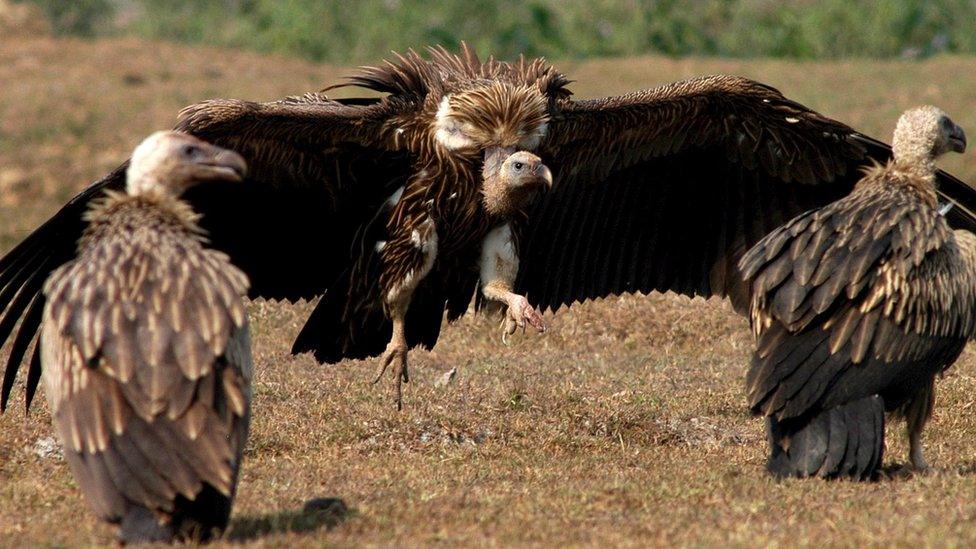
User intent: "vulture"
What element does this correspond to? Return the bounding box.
[2,44,976,409]
[739,106,974,480]
[40,131,252,542]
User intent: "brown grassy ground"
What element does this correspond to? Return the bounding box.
[3,36,976,547]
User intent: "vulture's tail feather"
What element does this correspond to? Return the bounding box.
[291,270,446,364]
[290,188,453,365]
[291,269,391,363]
[766,395,884,481]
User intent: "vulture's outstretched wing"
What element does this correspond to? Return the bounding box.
[177,94,412,300]
[517,75,976,313]
[0,94,412,409]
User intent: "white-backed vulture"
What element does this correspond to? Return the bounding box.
[739,106,973,480]
[2,44,976,409]
[40,132,252,541]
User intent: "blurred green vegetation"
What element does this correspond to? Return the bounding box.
[20,0,976,62]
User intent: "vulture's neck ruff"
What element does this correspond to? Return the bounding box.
[82,190,206,249]
[433,82,550,153]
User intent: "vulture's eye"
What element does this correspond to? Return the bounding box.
[513,161,524,171]
[181,145,200,159]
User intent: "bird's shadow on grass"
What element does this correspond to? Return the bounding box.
[226,497,352,541]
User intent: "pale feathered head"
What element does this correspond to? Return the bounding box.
[892,106,966,165]
[499,151,552,191]
[126,131,247,196]
[481,149,552,217]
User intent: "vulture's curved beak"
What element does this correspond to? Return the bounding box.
[949,124,967,154]
[200,148,248,182]
[536,163,553,189]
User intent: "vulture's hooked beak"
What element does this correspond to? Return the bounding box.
[949,124,967,153]
[199,148,248,182]
[536,163,553,190]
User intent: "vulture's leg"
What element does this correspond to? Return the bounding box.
[480,224,547,342]
[908,428,928,471]
[903,381,936,471]
[376,216,437,410]
[375,309,409,410]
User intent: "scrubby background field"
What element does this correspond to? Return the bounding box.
[5,15,976,548]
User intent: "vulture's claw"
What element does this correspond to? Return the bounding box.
[884,461,929,480]
[910,451,930,474]
[374,339,410,410]
[502,294,548,343]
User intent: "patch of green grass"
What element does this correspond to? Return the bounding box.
[20,0,976,62]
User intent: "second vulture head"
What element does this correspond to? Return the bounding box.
[126,131,248,197]
[481,149,553,216]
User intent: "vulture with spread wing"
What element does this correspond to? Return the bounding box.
[740,106,975,480]
[2,44,976,409]
[41,132,252,541]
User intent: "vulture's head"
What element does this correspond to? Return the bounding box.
[126,131,247,197]
[434,82,550,153]
[892,106,967,165]
[482,149,552,216]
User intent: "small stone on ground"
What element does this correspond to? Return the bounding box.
[434,367,458,387]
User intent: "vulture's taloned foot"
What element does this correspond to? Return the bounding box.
[909,434,930,473]
[374,343,409,410]
[884,461,928,480]
[373,315,410,410]
[501,294,547,344]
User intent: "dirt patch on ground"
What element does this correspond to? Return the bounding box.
[0,0,49,37]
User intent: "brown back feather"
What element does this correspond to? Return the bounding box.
[40,191,251,518]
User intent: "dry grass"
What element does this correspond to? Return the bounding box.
[3,36,976,546]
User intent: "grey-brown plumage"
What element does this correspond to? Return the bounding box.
[40,131,252,542]
[739,106,974,480]
[4,44,976,411]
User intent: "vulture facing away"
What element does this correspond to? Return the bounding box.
[2,44,976,409]
[740,106,974,480]
[40,132,252,542]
